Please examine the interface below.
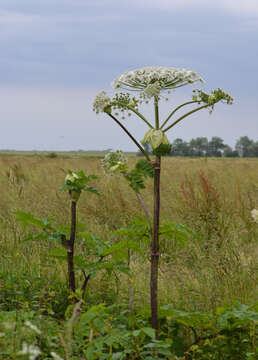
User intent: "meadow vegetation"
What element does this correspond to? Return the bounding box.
[0,154,257,359]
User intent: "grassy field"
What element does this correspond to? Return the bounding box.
[0,154,257,359]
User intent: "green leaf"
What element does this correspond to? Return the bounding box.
[14,211,51,230]
[80,304,107,324]
[132,330,140,337]
[135,159,154,178]
[160,222,199,248]
[85,186,100,196]
[101,239,142,257]
[216,303,258,329]
[142,327,156,339]
[21,233,48,243]
[161,305,213,328]
[112,353,124,360]
[124,159,154,193]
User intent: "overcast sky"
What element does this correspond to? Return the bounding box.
[1,0,257,150]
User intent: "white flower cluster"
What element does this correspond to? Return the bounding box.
[18,342,41,360]
[251,209,258,223]
[65,172,80,184]
[112,66,204,98]
[102,150,128,175]
[24,321,41,335]
[93,91,112,114]
[144,82,162,98]
[51,351,64,360]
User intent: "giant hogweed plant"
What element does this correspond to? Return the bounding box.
[93,66,233,334]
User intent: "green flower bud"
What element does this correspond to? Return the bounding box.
[141,129,169,150]
[141,129,153,145]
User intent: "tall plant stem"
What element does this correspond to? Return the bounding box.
[68,199,76,293]
[154,96,159,129]
[151,156,161,335]
[151,95,160,336]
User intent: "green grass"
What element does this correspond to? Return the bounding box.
[0,155,257,310]
[0,155,257,359]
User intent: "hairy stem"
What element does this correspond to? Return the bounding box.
[151,96,161,337]
[154,96,159,129]
[151,157,161,336]
[68,198,76,293]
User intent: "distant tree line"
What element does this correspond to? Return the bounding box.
[139,136,258,157]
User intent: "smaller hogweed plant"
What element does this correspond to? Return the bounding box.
[15,169,136,306]
[93,66,233,335]
[61,170,99,295]
[15,170,100,300]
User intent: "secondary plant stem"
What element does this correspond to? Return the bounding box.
[68,199,76,293]
[107,113,151,161]
[163,104,209,132]
[160,101,197,129]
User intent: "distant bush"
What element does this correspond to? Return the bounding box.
[46,152,58,158]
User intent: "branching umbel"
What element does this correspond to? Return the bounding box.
[93,66,233,335]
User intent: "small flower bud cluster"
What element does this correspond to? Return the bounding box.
[111,93,139,119]
[212,88,233,105]
[102,150,128,175]
[93,91,112,114]
[193,88,233,113]
[141,129,170,150]
[251,209,258,223]
[65,172,80,184]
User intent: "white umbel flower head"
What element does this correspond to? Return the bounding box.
[51,351,64,360]
[24,321,41,335]
[93,91,112,114]
[251,209,258,223]
[102,150,128,175]
[112,66,204,98]
[18,342,41,360]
